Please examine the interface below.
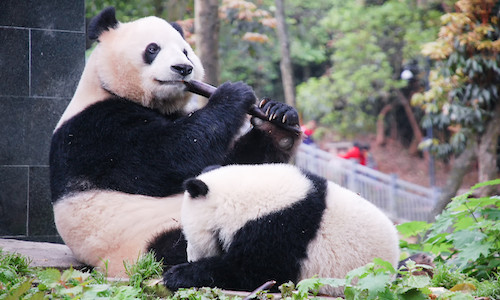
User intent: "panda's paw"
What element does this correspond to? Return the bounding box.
[210,81,256,110]
[257,99,300,130]
[163,263,208,291]
[251,100,301,152]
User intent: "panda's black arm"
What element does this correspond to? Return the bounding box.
[184,80,302,164]
[184,80,301,134]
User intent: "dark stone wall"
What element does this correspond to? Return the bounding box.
[0,1,86,242]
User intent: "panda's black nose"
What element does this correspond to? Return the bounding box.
[171,64,193,77]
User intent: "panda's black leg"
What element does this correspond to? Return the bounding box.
[147,228,187,267]
[164,254,278,292]
[163,257,235,291]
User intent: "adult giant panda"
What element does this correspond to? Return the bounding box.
[50,7,301,277]
[163,164,400,296]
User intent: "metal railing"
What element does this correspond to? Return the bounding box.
[295,144,439,221]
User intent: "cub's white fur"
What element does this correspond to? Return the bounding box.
[181,164,400,296]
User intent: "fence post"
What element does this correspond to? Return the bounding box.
[431,187,440,205]
[388,174,398,218]
[347,161,357,192]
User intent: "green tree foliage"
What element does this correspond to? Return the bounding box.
[296,0,440,137]
[285,1,333,77]
[219,1,338,102]
[218,1,280,98]
[411,0,500,158]
[85,0,194,22]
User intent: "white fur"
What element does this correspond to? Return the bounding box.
[181,164,400,296]
[54,191,183,277]
[56,16,204,130]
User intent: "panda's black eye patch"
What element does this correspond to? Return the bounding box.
[147,43,160,54]
[143,43,161,64]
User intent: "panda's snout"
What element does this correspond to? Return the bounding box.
[171,64,193,77]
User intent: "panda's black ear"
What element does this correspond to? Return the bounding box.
[170,22,184,39]
[88,6,119,41]
[183,178,208,198]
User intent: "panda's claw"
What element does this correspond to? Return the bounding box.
[259,99,268,108]
[255,99,301,133]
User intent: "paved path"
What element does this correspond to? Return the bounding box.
[0,238,83,269]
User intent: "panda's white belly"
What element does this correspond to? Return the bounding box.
[53,190,183,277]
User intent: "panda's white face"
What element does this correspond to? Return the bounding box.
[55,10,206,129]
[93,16,204,114]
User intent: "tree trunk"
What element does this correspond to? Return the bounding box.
[274,0,296,107]
[195,0,220,86]
[390,115,398,140]
[428,137,477,221]
[476,103,500,196]
[376,103,392,146]
[396,89,423,155]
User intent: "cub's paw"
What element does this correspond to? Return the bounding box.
[209,81,256,110]
[163,264,198,291]
[256,98,300,131]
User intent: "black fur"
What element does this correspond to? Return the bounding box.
[147,228,187,267]
[50,82,299,201]
[163,171,328,292]
[143,43,161,65]
[51,82,251,200]
[225,100,300,164]
[183,179,209,198]
[88,6,118,41]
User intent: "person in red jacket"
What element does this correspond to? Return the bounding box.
[300,120,317,145]
[339,142,369,166]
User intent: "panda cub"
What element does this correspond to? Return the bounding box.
[50,7,300,277]
[163,164,400,296]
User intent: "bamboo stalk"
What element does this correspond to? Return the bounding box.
[243,280,276,300]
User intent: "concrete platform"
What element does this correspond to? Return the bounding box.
[0,238,83,269]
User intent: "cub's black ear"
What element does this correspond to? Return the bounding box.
[183,178,208,198]
[88,6,118,41]
[170,22,184,38]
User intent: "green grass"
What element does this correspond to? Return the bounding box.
[1,248,498,299]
